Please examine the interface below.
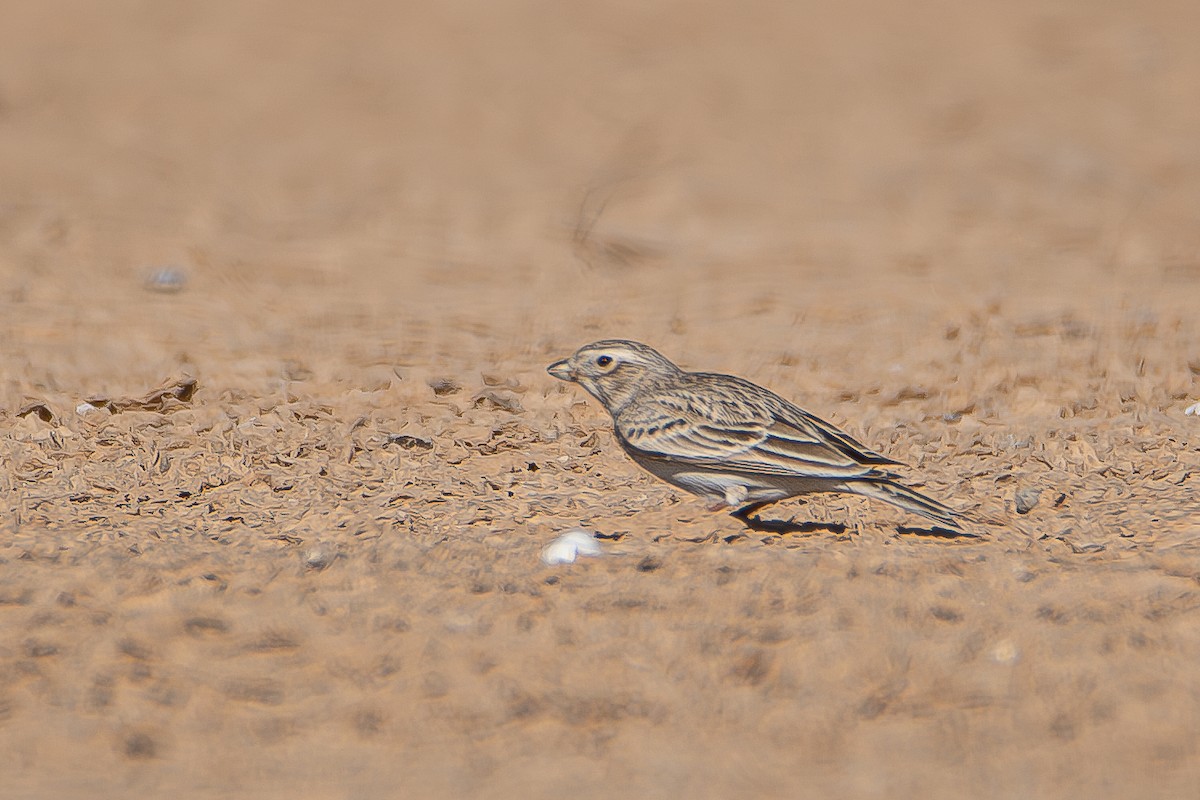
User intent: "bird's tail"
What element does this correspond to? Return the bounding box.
[843,478,965,533]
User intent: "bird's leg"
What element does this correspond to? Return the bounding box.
[723,484,749,508]
[707,485,750,513]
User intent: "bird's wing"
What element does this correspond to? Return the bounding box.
[615,387,881,479]
[774,403,903,467]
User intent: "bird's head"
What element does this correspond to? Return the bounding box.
[547,339,681,412]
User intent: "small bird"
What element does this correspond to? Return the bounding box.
[547,339,963,532]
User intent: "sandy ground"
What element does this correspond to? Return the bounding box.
[2,1,1200,797]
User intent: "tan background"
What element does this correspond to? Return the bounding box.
[2,1,1200,797]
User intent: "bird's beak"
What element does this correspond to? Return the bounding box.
[547,359,574,381]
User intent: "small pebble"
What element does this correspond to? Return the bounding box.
[473,390,523,413]
[428,378,462,397]
[304,544,338,571]
[541,529,602,566]
[1014,487,1042,515]
[1186,402,1200,416]
[388,434,433,450]
[989,639,1020,665]
[636,555,663,573]
[143,266,188,293]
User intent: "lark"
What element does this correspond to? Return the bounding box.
[547,339,963,532]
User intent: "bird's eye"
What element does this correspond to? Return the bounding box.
[596,355,613,367]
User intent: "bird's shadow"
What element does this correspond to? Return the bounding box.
[897,524,981,539]
[734,515,847,535]
[734,515,979,539]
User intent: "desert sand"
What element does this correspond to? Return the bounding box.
[2,1,1199,797]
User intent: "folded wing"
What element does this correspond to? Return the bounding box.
[615,381,898,480]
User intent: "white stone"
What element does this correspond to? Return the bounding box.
[988,639,1020,665]
[541,528,603,566]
